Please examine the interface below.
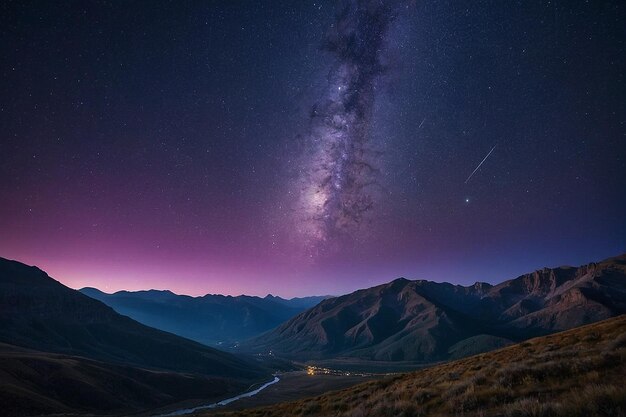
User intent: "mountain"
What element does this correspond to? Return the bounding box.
[205,315,626,417]
[243,254,626,361]
[263,294,331,310]
[79,288,329,346]
[0,257,271,415]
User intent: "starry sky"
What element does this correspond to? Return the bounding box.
[1,0,624,297]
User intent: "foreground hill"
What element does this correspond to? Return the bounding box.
[0,342,250,417]
[244,254,626,361]
[80,287,328,345]
[0,257,271,415]
[205,315,626,417]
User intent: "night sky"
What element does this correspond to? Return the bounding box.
[1,1,624,297]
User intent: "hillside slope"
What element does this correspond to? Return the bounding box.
[79,287,327,345]
[244,254,626,361]
[0,342,247,417]
[205,315,626,417]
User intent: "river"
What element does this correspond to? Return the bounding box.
[155,376,280,416]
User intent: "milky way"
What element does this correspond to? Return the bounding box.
[295,0,401,253]
[2,0,623,296]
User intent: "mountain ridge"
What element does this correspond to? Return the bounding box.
[0,257,268,379]
[79,287,330,345]
[242,254,626,361]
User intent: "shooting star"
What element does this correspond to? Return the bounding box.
[419,117,426,129]
[465,145,497,184]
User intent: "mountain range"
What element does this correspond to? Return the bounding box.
[0,257,271,416]
[242,254,626,361]
[2,253,625,416]
[79,287,328,345]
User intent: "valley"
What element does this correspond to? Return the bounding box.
[156,371,381,416]
[199,315,626,417]
[79,288,329,346]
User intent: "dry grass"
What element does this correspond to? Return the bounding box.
[200,315,626,417]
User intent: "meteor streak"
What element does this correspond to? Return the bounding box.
[465,145,496,184]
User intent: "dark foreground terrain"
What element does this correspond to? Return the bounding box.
[202,315,626,417]
[0,342,256,417]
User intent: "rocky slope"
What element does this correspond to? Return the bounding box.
[243,254,626,361]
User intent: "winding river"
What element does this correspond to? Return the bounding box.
[156,376,280,416]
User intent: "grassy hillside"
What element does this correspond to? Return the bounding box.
[204,315,626,417]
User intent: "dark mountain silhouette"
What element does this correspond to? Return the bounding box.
[0,257,271,415]
[79,288,329,345]
[243,254,626,361]
[0,342,249,417]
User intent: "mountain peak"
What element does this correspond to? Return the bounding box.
[265,293,285,300]
[387,277,411,287]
